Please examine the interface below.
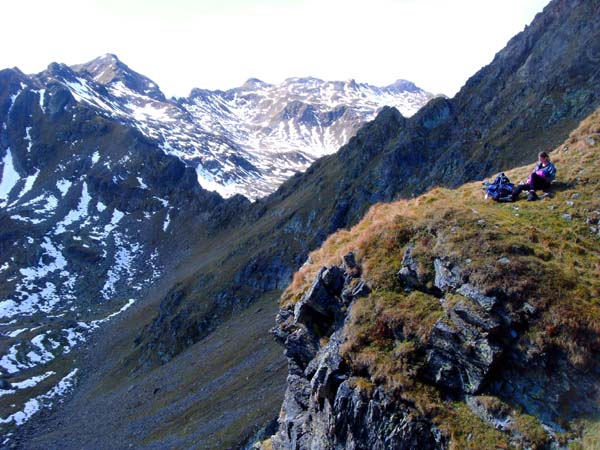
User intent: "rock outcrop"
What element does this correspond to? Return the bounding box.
[271,254,446,450]
[398,256,509,394]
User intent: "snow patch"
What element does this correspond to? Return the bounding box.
[0,238,68,319]
[196,166,240,199]
[38,89,46,113]
[26,334,55,366]
[54,182,91,234]
[0,369,78,426]
[153,196,169,208]
[6,328,27,338]
[90,299,136,327]
[8,90,21,115]
[0,371,55,398]
[24,127,33,153]
[0,345,26,374]
[15,169,40,201]
[163,210,171,231]
[137,177,148,189]
[56,179,72,197]
[0,149,20,207]
[101,234,139,300]
[10,214,43,224]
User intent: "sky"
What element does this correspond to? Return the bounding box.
[2,0,551,98]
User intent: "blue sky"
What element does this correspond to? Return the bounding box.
[3,0,550,97]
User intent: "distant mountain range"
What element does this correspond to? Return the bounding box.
[0,54,432,438]
[40,55,435,199]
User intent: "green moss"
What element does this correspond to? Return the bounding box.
[579,415,600,450]
[512,413,550,447]
[438,402,513,450]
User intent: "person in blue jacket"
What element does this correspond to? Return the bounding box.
[512,151,557,201]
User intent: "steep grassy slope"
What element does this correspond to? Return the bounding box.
[274,108,600,449]
[12,289,286,450]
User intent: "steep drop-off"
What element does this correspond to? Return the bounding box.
[8,0,600,448]
[268,107,600,450]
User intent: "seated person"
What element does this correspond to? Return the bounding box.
[512,151,556,200]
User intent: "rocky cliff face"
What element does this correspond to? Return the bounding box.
[266,107,600,449]
[271,255,447,450]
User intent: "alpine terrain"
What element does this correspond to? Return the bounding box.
[23,55,436,200]
[0,52,432,445]
[2,0,600,448]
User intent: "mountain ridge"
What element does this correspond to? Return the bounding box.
[28,55,436,200]
[0,54,430,442]
[268,106,600,449]
[3,0,600,447]
[128,0,600,446]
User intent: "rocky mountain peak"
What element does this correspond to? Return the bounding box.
[241,77,271,90]
[71,53,166,102]
[385,78,421,93]
[344,78,358,89]
[7,54,434,201]
[43,62,77,81]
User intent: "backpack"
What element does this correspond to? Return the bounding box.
[484,173,514,202]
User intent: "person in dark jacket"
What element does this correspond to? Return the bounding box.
[512,151,557,201]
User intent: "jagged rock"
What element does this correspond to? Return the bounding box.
[425,299,503,394]
[341,279,370,305]
[272,329,446,450]
[271,255,449,449]
[491,350,600,432]
[342,252,357,270]
[398,244,422,290]
[465,396,513,432]
[321,266,344,294]
[0,379,12,390]
[293,266,345,330]
[456,283,497,312]
[451,301,501,332]
[305,330,348,404]
[327,383,446,450]
[284,328,321,371]
[433,258,462,292]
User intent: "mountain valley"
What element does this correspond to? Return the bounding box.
[1,0,600,448]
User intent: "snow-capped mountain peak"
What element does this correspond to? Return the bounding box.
[71,54,166,102]
[30,55,435,200]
